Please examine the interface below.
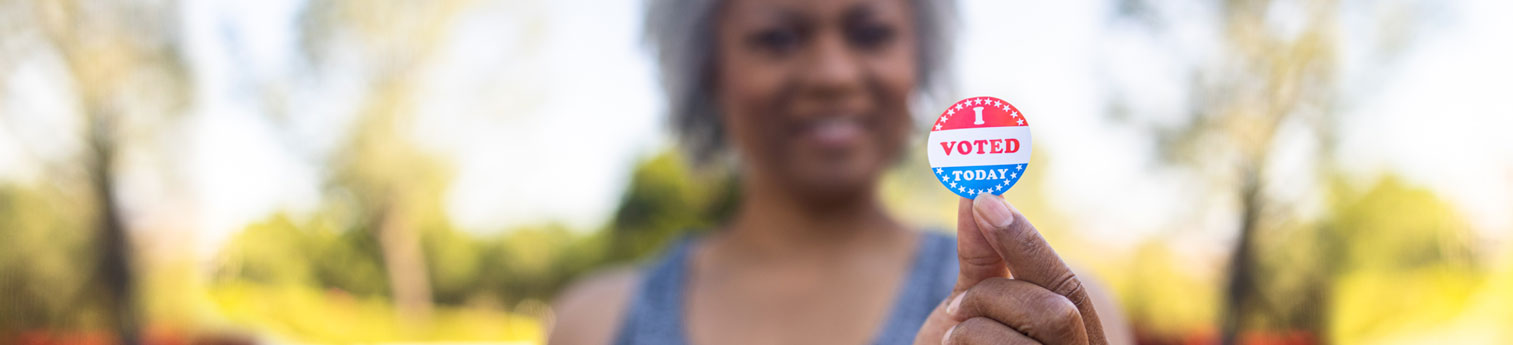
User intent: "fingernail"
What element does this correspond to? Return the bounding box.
[972,194,1014,229]
[941,324,955,345]
[945,292,965,316]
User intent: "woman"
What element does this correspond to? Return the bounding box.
[550,0,1131,344]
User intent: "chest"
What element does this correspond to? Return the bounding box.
[682,259,913,345]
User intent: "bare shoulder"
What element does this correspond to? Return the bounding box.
[547,266,641,345]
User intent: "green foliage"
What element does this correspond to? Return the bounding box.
[1229,175,1484,341]
[0,184,103,337]
[605,150,737,262]
[1325,177,1477,272]
[209,211,561,342]
[199,148,738,343]
[1320,176,1482,343]
[209,147,734,309]
[213,214,390,298]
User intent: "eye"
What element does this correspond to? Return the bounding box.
[847,22,895,50]
[749,28,802,55]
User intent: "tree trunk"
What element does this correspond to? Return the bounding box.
[88,113,138,345]
[1220,170,1263,345]
[376,201,433,320]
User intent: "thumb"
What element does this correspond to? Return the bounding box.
[952,195,1009,298]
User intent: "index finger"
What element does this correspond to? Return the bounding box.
[970,194,1107,344]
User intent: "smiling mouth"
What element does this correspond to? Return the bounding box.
[794,114,871,150]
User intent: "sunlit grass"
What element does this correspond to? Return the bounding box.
[208,282,544,344]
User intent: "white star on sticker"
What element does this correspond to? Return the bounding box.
[955,104,963,111]
[993,100,1001,107]
[996,185,1003,191]
[1011,172,1018,178]
[1001,105,1011,112]
[950,182,957,187]
[958,186,966,192]
[1016,165,1023,171]
[947,108,955,115]
[941,175,949,182]
[935,124,942,130]
[1017,119,1025,125]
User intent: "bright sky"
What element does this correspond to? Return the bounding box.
[0,0,1508,257]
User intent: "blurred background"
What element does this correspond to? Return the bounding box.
[1,0,1510,344]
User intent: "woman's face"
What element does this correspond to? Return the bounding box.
[715,0,918,202]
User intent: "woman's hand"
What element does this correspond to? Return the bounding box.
[914,194,1107,345]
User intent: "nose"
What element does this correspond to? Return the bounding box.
[798,30,865,103]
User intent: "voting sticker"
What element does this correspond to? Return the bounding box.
[926,96,1032,199]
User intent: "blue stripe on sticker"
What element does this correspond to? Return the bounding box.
[931,163,1027,199]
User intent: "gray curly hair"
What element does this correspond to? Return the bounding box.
[644,0,958,165]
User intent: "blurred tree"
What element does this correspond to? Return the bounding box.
[0,0,190,342]
[1106,0,1428,342]
[294,0,474,320]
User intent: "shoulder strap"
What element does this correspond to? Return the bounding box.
[871,231,959,345]
[613,237,694,345]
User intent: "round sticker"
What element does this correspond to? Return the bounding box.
[927,96,1031,199]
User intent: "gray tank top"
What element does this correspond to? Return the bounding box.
[612,231,959,345]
